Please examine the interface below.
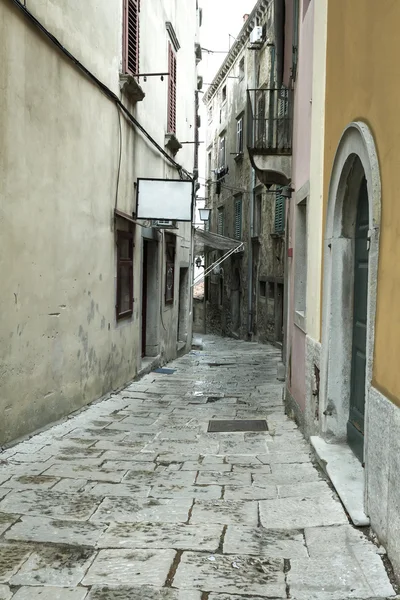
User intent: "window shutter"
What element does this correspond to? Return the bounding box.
[234,198,242,240]
[168,43,177,133]
[217,209,224,235]
[123,0,140,76]
[274,192,285,233]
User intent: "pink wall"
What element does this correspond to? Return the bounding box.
[287,0,314,410]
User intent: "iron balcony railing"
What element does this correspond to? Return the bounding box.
[247,87,293,154]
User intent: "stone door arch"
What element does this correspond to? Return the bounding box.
[320,122,381,462]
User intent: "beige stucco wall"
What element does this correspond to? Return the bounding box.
[0,0,198,444]
[306,0,327,342]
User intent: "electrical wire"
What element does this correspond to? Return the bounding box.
[9,0,193,181]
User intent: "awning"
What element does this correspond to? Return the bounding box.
[194,228,242,253]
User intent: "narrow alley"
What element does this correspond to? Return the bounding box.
[0,337,396,600]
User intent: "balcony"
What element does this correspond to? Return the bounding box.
[247,88,292,187]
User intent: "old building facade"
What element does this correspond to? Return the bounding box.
[282,0,400,580]
[203,0,288,346]
[0,0,200,445]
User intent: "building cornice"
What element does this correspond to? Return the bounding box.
[203,0,270,105]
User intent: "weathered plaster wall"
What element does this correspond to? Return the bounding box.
[0,0,197,444]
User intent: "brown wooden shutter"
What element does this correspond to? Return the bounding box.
[123,0,140,76]
[167,42,177,133]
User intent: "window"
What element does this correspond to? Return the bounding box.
[116,230,134,319]
[236,116,244,155]
[239,57,245,81]
[217,207,224,235]
[234,196,242,240]
[207,151,212,180]
[208,105,213,123]
[123,0,140,76]
[165,235,176,304]
[259,280,266,297]
[274,191,285,234]
[219,135,226,168]
[222,85,227,104]
[294,199,307,322]
[268,281,275,299]
[167,42,177,133]
[254,192,262,236]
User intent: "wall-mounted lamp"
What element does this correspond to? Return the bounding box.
[195,257,203,269]
[199,208,211,222]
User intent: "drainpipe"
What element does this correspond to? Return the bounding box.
[247,49,259,339]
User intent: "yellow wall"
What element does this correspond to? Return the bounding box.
[324,0,400,406]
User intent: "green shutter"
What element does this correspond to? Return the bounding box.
[234,198,242,239]
[274,192,285,234]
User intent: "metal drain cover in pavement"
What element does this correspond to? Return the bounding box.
[208,420,268,432]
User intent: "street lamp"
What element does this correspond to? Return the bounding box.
[195,256,203,269]
[199,208,211,222]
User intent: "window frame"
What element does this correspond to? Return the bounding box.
[167,42,177,134]
[219,135,226,169]
[239,57,245,81]
[116,229,134,320]
[254,192,262,237]
[236,115,244,155]
[122,0,140,77]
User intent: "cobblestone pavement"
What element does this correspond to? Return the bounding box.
[0,336,397,599]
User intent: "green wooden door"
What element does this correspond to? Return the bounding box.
[347,177,369,462]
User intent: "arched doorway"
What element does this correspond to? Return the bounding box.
[320,122,381,463]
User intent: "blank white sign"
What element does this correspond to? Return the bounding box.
[137,178,193,221]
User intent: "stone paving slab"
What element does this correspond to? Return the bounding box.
[288,555,395,600]
[87,483,150,498]
[10,545,95,586]
[173,552,286,597]
[190,500,259,526]
[86,587,201,600]
[0,515,19,537]
[277,480,333,498]
[0,490,100,521]
[91,497,192,524]
[6,516,104,546]
[12,588,89,600]
[148,484,222,499]
[260,495,348,529]
[82,549,175,586]
[0,543,33,583]
[0,586,11,600]
[98,522,222,551]
[123,470,198,487]
[224,485,277,501]
[223,526,308,557]
[196,471,251,486]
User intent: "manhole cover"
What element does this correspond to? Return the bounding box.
[208,420,268,433]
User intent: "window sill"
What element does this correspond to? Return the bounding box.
[294,310,306,333]
[116,309,133,321]
[165,132,182,155]
[119,74,145,102]
[270,232,285,239]
[234,152,244,163]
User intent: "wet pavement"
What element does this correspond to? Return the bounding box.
[0,335,397,599]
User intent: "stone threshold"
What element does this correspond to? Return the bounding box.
[310,436,370,527]
[138,354,161,378]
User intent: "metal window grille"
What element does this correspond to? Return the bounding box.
[116,230,134,319]
[274,192,285,234]
[234,197,242,240]
[123,0,140,76]
[167,43,177,133]
[237,117,243,154]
